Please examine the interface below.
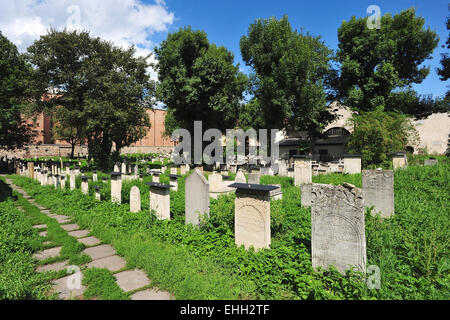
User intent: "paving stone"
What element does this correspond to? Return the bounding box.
[114,269,150,292]
[131,289,173,300]
[37,261,69,273]
[78,236,101,246]
[33,224,47,229]
[83,244,116,260]
[86,255,126,272]
[41,210,52,215]
[53,215,71,223]
[61,224,80,231]
[43,241,53,246]
[68,230,90,238]
[39,231,48,237]
[52,275,86,300]
[32,247,62,261]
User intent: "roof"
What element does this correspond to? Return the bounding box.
[315,135,349,145]
[279,138,306,146]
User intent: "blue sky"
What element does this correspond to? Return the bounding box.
[152,0,449,98]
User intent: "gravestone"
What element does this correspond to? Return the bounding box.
[362,170,394,218]
[208,172,223,191]
[121,163,127,174]
[185,169,210,226]
[424,158,438,166]
[235,170,247,183]
[248,173,260,185]
[110,172,122,204]
[130,186,141,213]
[294,155,312,186]
[301,183,312,207]
[230,183,278,250]
[60,176,66,189]
[81,176,89,195]
[53,174,60,189]
[170,167,177,175]
[114,163,120,172]
[169,175,179,192]
[180,165,186,175]
[392,152,407,170]
[152,173,160,183]
[229,165,237,174]
[28,162,34,179]
[311,183,366,274]
[342,155,362,174]
[278,161,287,177]
[147,182,172,220]
[93,171,98,182]
[94,187,101,201]
[259,167,274,176]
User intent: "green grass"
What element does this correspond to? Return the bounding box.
[82,268,129,300]
[7,158,450,300]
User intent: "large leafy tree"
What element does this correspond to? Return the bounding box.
[0,31,35,150]
[333,8,439,113]
[240,16,335,152]
[437,16,450,97]
[27,29,152,167]
[154,27,247,137]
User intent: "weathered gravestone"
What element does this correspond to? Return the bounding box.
[301,183,312,207]
[81,176,89,195]
[169,175,179,192]
[230,183,278,250]
[235,170,247,183]
[170,167,177,175]
[424,158,438,166]
[121,163,127,174]
[294,155,312,186]
[110,172,122,204]
[180,165,186,175]
[147,182,172,220]
[130,186,141,213]
[94,187,102,201]
[93,171,98,182]
[342,155,362,174]
[185,169,210,226]
[311,183,366,273]
[278,161,287,177]
[208,172,223,191]
[362,170,394,218]
[259,166,274,176]
[248,173,260,185]
[70,170,76,191]
[152,173,160,183]
[60,176,66,189]
[392,152,407,170]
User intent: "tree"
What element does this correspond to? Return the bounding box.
[27,29,152,168]
[240,16,335,152]
[154,27,247,138]
[333,8,439,113]
[437,16,450,97]
[0,31,35,150]
[347,107,418,167]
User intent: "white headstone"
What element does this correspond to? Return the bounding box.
[130,186,141,213]
[185,169,210,226]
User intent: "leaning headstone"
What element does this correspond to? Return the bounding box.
[392,152,407,170]
[294,155,312,186]
[230,183,278,250]
[185,169,210,226]
[130,186,141,213]
[362,170,394,218]
[110,172,122,204]
[81,176,89,195]
[248,173,260,185]
[311,183,366,274]
[235,170,247,183]
[146,182,172,220]
[301,183,312,207]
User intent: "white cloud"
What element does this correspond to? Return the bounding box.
[0,0,175,79]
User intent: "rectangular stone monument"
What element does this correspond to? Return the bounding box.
[230,183,278,250]
[169,175,179,192]
[342,155,362,174]
[93,171,98,182]
[94,186,101,201]
[81,176,89,195]
[278,161,287,177]
[130,186,141,213]
[185,169,210,226]
[301,183,312,207]
[362,170,394,218]
[146,182,172,220]
[208,172,223,192]
[60,176,66,189]
[110,172,122,205]
[424,158,438,166]
[294,155,312,186]
[392,152,407,170]
[152,173,160,183]
[248,173,260,184]
[170,167,177,175]
[70,170,76,191]
[311,183,366,273]
[121,163,127,174]
[180,165,186,175]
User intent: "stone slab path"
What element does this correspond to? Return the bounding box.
[3,177,173,301]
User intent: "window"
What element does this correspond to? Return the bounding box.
[325,127,350,137]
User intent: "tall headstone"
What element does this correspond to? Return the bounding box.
[121,163,127,174]
[94,187,102,201]
[169,175,179,192]
[294,155,312,186]
[342,155,362,174]
[230,183,278,250]
[278,161,287,177]
[70,170,76,191]
[248,173,261,185]
[130,186,141,213]
[392,152,407,170]
[311,183,366,274]
[147,182,172,220]
[362,170,394,218]
[28,162,34,179]
[81,176,89,195]
[110,172,122,204]
[93,171,98,182]
[235,170,247,183]
[301,183,312,207]
[185,169,210,226]
[180,165,186,175]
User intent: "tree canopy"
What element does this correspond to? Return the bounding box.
[0,31,35,150]
[333,8,439,113]
[26,29,152,167]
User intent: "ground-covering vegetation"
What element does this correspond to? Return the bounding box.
[8,156,449,300]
